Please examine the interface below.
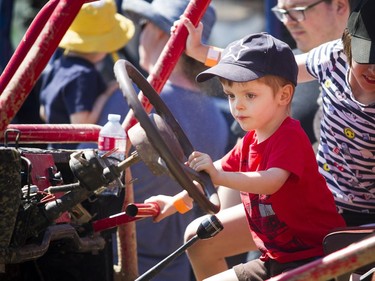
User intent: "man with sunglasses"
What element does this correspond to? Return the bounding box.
[271,0,349,150]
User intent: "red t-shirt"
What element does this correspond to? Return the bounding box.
[221,117,346,263]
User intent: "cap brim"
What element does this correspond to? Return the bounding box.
[196,63,265,83]
[122,0,171,34]
[351,36,375,64]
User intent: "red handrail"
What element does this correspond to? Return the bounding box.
[4,124,101,144]
[92,202,160,233]
[0,0,211,145]
[0,0,59,95]
[0,0,91,136]
[267,234,375,281]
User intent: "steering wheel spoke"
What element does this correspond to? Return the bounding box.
[114,60,220,214]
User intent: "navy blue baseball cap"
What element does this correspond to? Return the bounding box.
[196,32,298,86]
[122,0,216,44]
[347,0,375,64]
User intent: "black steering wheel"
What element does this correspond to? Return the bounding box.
[114,59,220,214]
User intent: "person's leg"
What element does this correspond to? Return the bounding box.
[203,259,268,281]
[184,204,257,281]
[203,268,239,281]
[217,187,252,267]
[217,186,241,209]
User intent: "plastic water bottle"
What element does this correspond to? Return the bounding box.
[98,114,126,195]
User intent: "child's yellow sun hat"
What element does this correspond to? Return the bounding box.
[59,0,135,53]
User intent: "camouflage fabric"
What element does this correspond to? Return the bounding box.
[0,147,21,248]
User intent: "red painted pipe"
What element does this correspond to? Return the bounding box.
[125,202,160,218]
[122,0,212,132]
[1,124,101,143]
[266,234,375,281]
[92,202,160,233]
[0,0,59,95]
[0,0,89,135]
[92,212,141,233]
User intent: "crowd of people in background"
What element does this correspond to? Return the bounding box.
[39,0,134,150]
[92,0,229,280]
[1,0,374,281]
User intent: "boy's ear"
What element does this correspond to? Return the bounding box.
[279,84,294,105]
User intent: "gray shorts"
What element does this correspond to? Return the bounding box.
[233,257,319,281]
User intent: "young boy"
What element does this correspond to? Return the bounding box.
[180,0,375,227]
[147,32,346,281]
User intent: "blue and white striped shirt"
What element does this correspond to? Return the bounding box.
[306,39,375,214]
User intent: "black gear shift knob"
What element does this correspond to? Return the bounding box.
[135,215,224,281]
[197,215,224,239]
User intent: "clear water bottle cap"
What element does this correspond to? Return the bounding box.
[108,114,121,122]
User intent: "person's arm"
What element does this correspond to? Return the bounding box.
[181,17,315,85]
[145,190,193,222]
[295,53,316,83]
[180,17,223,65]
[209,168,289,195]
[70,81,118,124]
[39,105,46,122]
[145,159,222,222]
[188,151,290,195]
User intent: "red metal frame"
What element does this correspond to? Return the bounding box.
[0,0,212,144]
[0,0,94,137]
[267,234,375,281]
[0,0,58,96]
[4,124,101,143]
[92,203,160,233]
[2,0,374,279]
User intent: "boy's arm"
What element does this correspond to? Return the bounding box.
[189,151,290,195]
[214,168,290,195]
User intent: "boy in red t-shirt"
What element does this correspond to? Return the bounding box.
[146,33,346,281]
